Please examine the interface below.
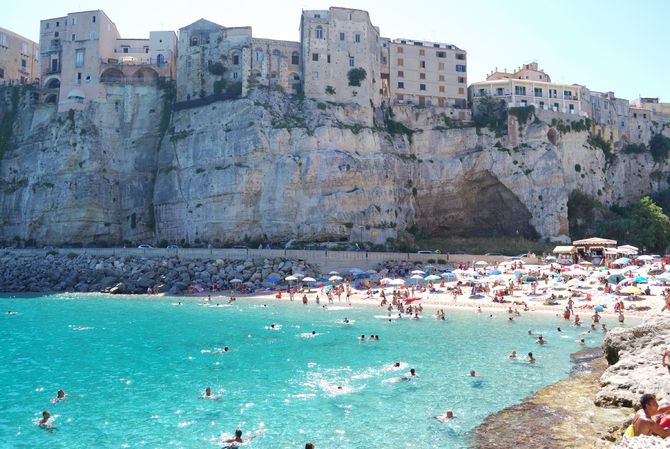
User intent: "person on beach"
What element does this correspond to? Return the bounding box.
[663,348,670,374]
[51,389,67,403]
[623,393,670,437]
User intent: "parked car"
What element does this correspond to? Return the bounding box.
[417,250,433,254]
[166,245,179,249]
[138,244,154,249]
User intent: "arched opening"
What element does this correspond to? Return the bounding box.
[44,94,58,104]
[255,49,263,62]
[100,68,124,83]
[315,26,323,39]
[131,67,159,83]
[291,51,299,65]
[272,49,281,57]
[45,78,61,89]
[230,50,241,66]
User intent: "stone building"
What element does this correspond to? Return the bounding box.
[387,38,467,109]
[470,62,583,116]
[300,7,383,107]
[39,10,176,111]
[0,27,39,84]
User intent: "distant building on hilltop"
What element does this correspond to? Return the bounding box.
[0,27,39,84]
[38,10,176,111]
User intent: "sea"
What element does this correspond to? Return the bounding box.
[0,294,633,449]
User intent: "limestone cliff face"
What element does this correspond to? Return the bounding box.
[0,85,668,245]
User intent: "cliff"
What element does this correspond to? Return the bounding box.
[1,84,669,246]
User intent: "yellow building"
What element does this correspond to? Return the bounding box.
[0,27,39,84]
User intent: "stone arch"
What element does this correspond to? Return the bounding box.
[45,77,61,89]
[44,94,58,104]
[131,67,159,83]
[100,68,124,83]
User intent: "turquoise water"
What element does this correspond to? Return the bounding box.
[0,294,630,449]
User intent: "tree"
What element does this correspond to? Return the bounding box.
[473,94,507,133]
[347,68,367,87]
[629,196,670,252]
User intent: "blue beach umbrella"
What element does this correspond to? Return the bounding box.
[488,269,502,275]
[441,272,457,280]
[634,276,648,283]
[612,257,631,265]
[266,276,281,284]
[595,305,605,312]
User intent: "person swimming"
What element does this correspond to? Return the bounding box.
[37,410,55,430]
[536,335,545,345]
[223,429,258,446]
[435,410,455,421]
[200,386,221,400]
[527,352,536,363]
[509,351,517,359]
[402,368,417,380]
[469,370,476,377]
[50,389,67,403]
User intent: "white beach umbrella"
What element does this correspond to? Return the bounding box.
[411,269,426,275]
[230,278,243,283]
[302,277,317,282]
[329,275,343,281]
[285,275,298,281]
[380,278,393,285]
[474,260,488,266]
[410,274,425,280]
[292,273,305,278]
[390,278,405,285]
[328,271,340,275]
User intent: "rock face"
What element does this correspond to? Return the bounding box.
[1,84,669,245]
[597,313,670,408]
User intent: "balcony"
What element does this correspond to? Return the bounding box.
[41,40,62,54]
[46,66,61,75]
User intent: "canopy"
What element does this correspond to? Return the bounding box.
[617,245,639,255]
[553,245,575,254]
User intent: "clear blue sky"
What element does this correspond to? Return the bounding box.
[3,0,668,101]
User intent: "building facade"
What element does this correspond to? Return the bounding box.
[387,38,467,109]
[470,62,583,116]
[0,27,39,84]
[39,10,176,111]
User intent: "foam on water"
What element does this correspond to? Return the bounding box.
[0,294,635,449]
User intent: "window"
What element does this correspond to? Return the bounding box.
[327,54,330,63]
[72,17,77,25]
[539,101,545,109]
[420,84,426,91]
[563,90,573,100]
[553,102,559,111]
[549,89,557,98]
[291,51,299,65]
[349,56,354,67]
[496,88,503,96]
[419,49,425,56]
[439,85,445,93]
[77,72,82,83]
[397,58,403,66]
[419,60,425,68]
[455,64,466,72]
[45,22,49,29]
[397,82,404,89]
[122,47,129,53]
[419,73,426,80]
[438,62,445,70]
[355,34,361,43]
[89,31,97,39]
[456,53,465,60]
[396,47,403,53]
[315,26,323,39]
[314,13,320,18]
[348,13,352,20]
[0,68,4,79]
[514,86,526,95]
[569,104,575,113]
[534,87,543,97]
[21,59,27,69]
[255,50,263,61]
[397,71,404,77]
[340,32,345,41]
[71,34,76,41]
[458,87,464,94]
[54,31,59,37]
[457,76,465,83]
[439,75,445,81]
[92,15,96,23]
[56,21,59,27]
[381,56,387,64]
[75,49,84,67]
[232,53,240,65]
[272,49,281,57]
[312,53,319,61]
[436,51,446,58]
[521,100,527,106]
[233,72,238,79]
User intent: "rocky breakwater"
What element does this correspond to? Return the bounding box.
[599,313,670,448]
[0,252,320,295]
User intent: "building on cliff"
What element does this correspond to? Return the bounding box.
[0,27,39,84]
[38,10,177,111]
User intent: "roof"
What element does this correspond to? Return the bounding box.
[553,245,575,254]
[179,18,224,31]
[572,237,617,246]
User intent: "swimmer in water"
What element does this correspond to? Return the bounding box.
[528,329,533,335]
[402,368,417,380]
[435,410,455,421]
[509,351,517,359]
[51,389,67,403]
[579,338,585,345]
[469,370,476,377]
[343,317,350,323]
[536,335,545,345]
[557,327,562,332]
[38,410,53,429]
[601,324,607,332]
[527,352,536,363]
[305,443,315,449]
[200,387,221,400]
[224,429,257,445]
[359,334,366,341]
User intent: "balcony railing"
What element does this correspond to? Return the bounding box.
[46,67,61,75]
[103,57,170,67]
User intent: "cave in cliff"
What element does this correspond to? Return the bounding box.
[415,170,538,239]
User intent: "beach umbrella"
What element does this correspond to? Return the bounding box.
[404,297,422,302]
[656,276,670,283]
[328,271,340,275]
[349,268,364,274]
[612,257,630,265]
[595,305,605,312]
[523,275,538,282]
[410,274,425,280]
[637,255,654,261]
[389,279,405,286]
[329,275,343,282]
[621,286,641,295]
[579,261,593,266]
[266,276,281,283]
[285,275,298,281]
[544,256,557,261]
[380,278,393,285]
[302,277,317,282]
[366,269,378,274]
[230,278,243,283]
[475,260,488,266]
[488,269,502,275]
[634,276,648,283]
[292,273,305,278]
[411,269,426,275]
[424,274,441,281]
[441,272,457,279]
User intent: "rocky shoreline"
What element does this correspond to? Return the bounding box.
[472,313,670,449]
[0,252,320,294]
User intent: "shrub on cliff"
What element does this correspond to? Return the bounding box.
[347,68,367,87]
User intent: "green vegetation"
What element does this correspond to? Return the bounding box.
[623,143,647,154]
[508,105,535,126]
[587,133,614,164]
[66,252,78,259]
[574,164,581,172]
[649,133,670,163]
[208,62,226,76]
[45,250,59,256]
[347,68,367,87]
[317,102,327,110]
[325,85,336,95]
[213,79,226,95]
[473,95,507,135]
[0,86,20,157]
[156,78,176,141]
[344,222,354,229]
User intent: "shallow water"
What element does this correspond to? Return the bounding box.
[0,294,634,449]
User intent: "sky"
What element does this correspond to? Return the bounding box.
[3,0,669,101]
